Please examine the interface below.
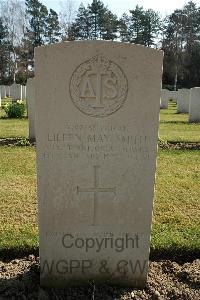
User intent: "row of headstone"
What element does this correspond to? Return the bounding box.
[33,41,163,288]
[160,88,200,122]
[189,88,200,123]
[0,84,27,106]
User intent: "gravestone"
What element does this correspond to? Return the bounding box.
[169,90,178,103]
[26,78,36,140]
[35,41,163,288]
[160,89,169,109]
[22,85,27,99]
[177,89,190,113]
[189,87,200,123]
[10,83,21,101]
[3,85,10,98]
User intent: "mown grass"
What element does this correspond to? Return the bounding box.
[0,146,37,253]
[0,106,28,139]
[0,102,200,142]
[0,146,199,256]
[159,102,200,142]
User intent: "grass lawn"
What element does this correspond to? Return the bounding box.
[0,107,28,139]
[0,146,199,256]
[159,102,200,142]
[0,102,200,142]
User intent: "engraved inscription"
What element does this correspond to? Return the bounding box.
[77,166,116,225]
[70,55,128,117]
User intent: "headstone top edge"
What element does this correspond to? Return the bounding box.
[34,40,163,57]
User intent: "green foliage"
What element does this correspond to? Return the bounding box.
[25,0,60,47]
[118,5,161,46]
[0,17,12,83]
[162,1,200,88]
[15,138,31,147]
[4,102,26,119]
[68,0,119,40]
[45,8,61,44]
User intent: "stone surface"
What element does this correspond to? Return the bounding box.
[189,87,200,123]
[3,85,11,98]
[169,91,178,103]
[10,83,21,101]
[177,89,190,113]
[160,89,169,109]
[22,85,27,100]
[26,78,36,140]
[35,41,163,288]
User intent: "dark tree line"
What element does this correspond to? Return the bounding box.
[0,0,200,89]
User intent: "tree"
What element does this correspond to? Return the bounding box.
[88,0,107,39]
[129,5,145,44]
[119,6,160,46]
[100,10,119,40]
[162,1,200,89]
[118,13,131,42]
[142,9,161,47]
[59,0,76,40]
[45,9,61,44]
[68,0,118,41]
[0,18,11,84]
[69,4,91,40]
[25,0,48,47]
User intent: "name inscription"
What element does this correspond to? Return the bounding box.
[42,123,150,161]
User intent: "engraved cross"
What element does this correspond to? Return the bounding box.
[77,165,116,226]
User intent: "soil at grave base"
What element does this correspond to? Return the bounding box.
[0,257,199,300]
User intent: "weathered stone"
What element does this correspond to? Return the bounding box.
[35,41,163,288]
[189,87,200,123]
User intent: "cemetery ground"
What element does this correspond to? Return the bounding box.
[0,102,199,299]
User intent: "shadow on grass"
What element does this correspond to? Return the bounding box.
[159,120,189,124]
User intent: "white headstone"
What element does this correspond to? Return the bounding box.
[26,79,36,140]
[189,87,200,123]
[35,41,163,288]
[22,85,27,99]
[160,89,169,109]
[169,90,178,103]
[3,85,10,98]
[177,89,190,113]
[10,83,21,101]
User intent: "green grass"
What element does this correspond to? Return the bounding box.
[0,146,37,253]
[153,149,200,251]
[0,146,199,255]
[0,102,200,142]
[0,108,28,138]
[159,102,200,142]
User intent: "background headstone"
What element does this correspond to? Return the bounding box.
[169,90,178,103]
[35,41,163,288]
[3,85,10,98]
[189,87,200,123]
[22,85,27,100]
[10,83,21,101]
[26,78,36,140]
[177,89,190,113]
[160,89,169,109]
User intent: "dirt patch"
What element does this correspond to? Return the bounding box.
[0,138,35,147]
[0,256,199,299]
[158,140,200,150]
